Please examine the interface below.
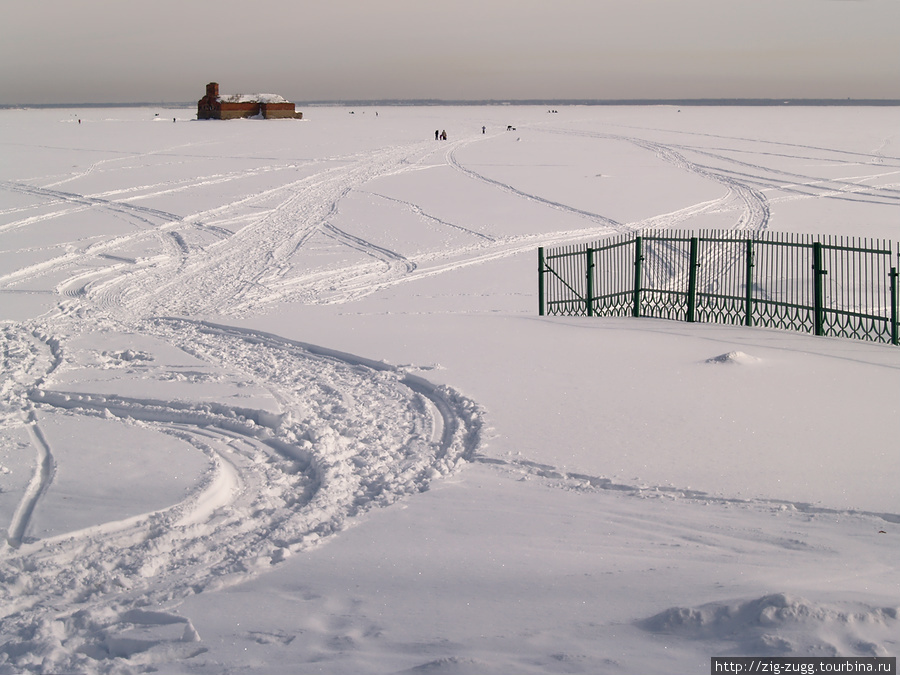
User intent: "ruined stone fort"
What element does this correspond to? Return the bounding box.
[197,82,303,120]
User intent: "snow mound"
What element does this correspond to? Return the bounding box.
[705,351,761,365]
[102,348,153,363]
[638,593,899,656]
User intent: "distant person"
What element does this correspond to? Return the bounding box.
[482,126,485,134]
[440,130,447,141]
[435,130,439,140]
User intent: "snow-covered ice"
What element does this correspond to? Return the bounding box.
[0,104,898,674]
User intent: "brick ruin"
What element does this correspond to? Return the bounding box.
[197,82,303,120]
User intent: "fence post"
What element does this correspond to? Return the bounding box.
[586,247,595,317]
[891,266,898,345]
[538,247,545,316]
[744,239,754,327]
[812,242,826,336]
[686,237,699,322]
[632,236,643,317]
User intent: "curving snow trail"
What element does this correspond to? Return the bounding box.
[84,143,442,316]
[0,317,482,668]
[0,135,492,670]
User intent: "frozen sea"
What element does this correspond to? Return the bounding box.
[0,104,898,674]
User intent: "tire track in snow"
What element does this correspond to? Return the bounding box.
[299,225,626,306]
[0,181,183,234]
[85,142,441,316]
[693,161,900,209]
[477,454,900,525]
[592,118,900,171]
[534,127,771,293]
[1,161,343,299]
[627,138,770,233]
[444,130,769,299]
[8,134,623,315]
[0,228,180,292]
[0,317,482,671]
[536,127,771,233]
[4,417,55,548]
[447,141,629,235]
[362,190,497,242]
[0,180,204,298]
[216,135,624,306]
[622,138,772,295]
[675,144,900,203]
[320,221,417,272]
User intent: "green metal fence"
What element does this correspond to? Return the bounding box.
[539,230,900,346]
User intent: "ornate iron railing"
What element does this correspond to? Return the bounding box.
[538,230,900,346]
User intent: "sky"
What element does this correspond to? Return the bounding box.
[2,0,899,104]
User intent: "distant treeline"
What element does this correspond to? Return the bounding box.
[3,99,899,110]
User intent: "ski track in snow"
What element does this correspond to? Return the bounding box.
[4,123,812,317]
[536,127,776,291]
[0,180,184,235]
[1,117,896,672]
[475,455,900,526]
[537,126,773,234]
[447,140,631,234]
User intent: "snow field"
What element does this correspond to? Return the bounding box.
[0,104,897,673]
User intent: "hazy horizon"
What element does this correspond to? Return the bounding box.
[2,0,899,105]
[5,98,900,109]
